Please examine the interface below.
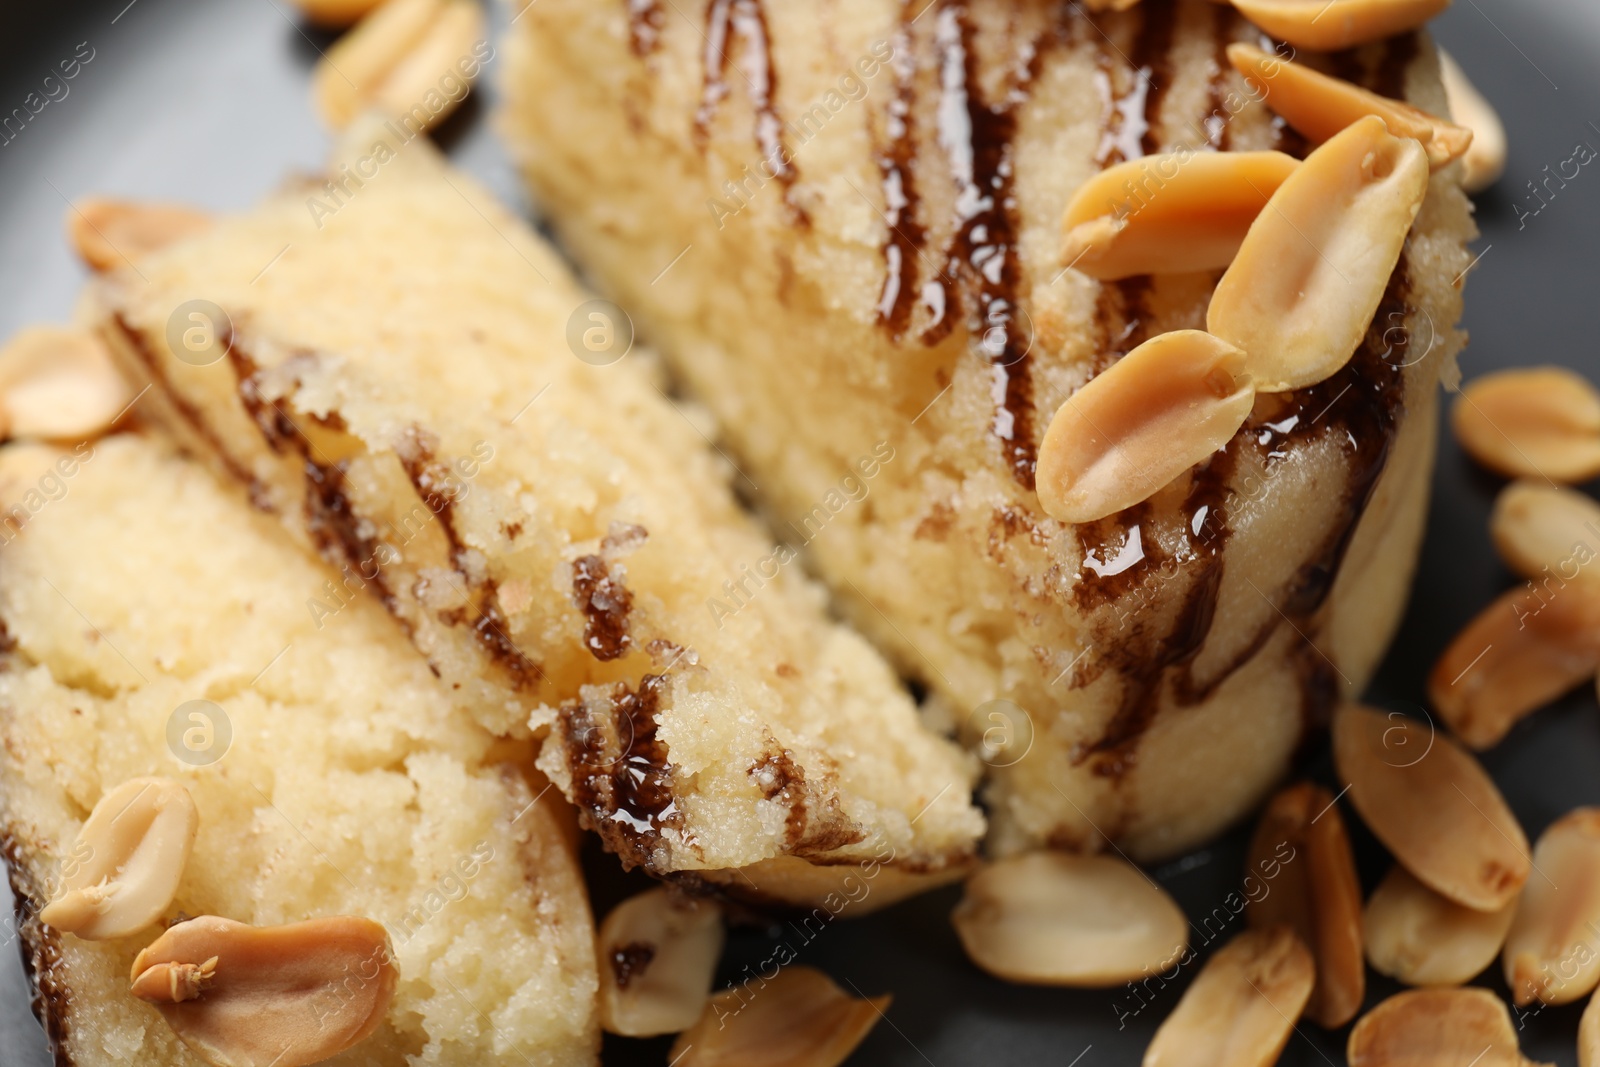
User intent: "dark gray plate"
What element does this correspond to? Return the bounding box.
[0,1,1595,1064]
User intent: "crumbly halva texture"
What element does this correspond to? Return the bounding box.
[501,0,1475,859]
[91,127,982,903]
[0,434,598,1066]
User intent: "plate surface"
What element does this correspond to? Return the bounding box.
[1,0,1597,1064]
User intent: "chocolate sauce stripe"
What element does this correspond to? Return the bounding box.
[627,0,665,57]
[695,0,806,223]
[874,12,926,338]
[915,1,1040,488]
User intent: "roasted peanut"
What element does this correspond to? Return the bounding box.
[1333,703,1529,911]
[1208,116,1429,393]
[39,777,197,941]
[1036,330,1253,524]
[669,965,887,1067]
[598,887,724,1037]
[66,197,212,272]
[1228,43,1471,169]
[1348,988,1545,1066]
[1439,49,1507,193]
[1229,0,1453,53]
[952,852,1188,986]
[130,914,397,1067]
[1490,481,1600,587]
[1503,809,1600,1006]
[1429,587,1600,750]
[0,326,134,444]
[1060,150,1298,279]
[1363,864,1515,987]
[1246,782,1364,1027]
[313,0,485,132]
[1143,927,1314,1067]
[1453,367,1600,482]
[1582,986,1600,1067]
[290,0,386,28]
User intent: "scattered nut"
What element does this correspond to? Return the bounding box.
[668,965,887,1067]
[598,887,724,1037]
[1429,587,1600,750]
[1348,988,1545,1066]
[1452,367,1600,483]
[1036,330,1253,524]
[0,327,134,444]
[1059,150,1298,279]
[1439,49,1507,193]
[1142,927,1314,1067]
[130,914,397,1067]
[39,777,198,941]
[313,0,485,132]
[1490,481,1600,587]
[1227,43,1472,169]
[1332,703,1529,911]
[1207,115,1429,393]
[951,852,1188,986]
[1503,808,1600,1006]
[1582,986,1600,1067]
[1228,0,1453,52]
[65,197,212,272]
[1363,863,1516,987]
[289,0,386,28]
[1245,782,1364,1027]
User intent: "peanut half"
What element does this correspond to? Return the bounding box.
[598,887,724,1037]
[0,327,134,444]
[669,965,887,1067]
[1583,987,1600,1067]
[1503,808,1600,1006]
[1059,150,1298,279]
[289,0,385,28]
[314,0,485,132]
[1332,703,1529,911]
[1036,330,1253,524]
[1245,781,1364,1027]
[1363,863,1516,987]
[1490,481,1600,588]
[1207,115,1429,393]
[39,777,198,941]
[952,852,1187,987]
[1227,43,1472,169]
[1229,0,1453,52]
[66,197,212,272]
[130,915,397,1067]
[1142,927,1314,1067]
[1440,49,1508,193]
[1348,988,1546,1067]
[1452,367,1600,483]
[1429,587,1600,750]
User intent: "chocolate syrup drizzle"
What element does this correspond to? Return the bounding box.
[696,0,805,222]
[627,0,664,56]
[1205,3,1239,150]
[216,344,549,693]
[918,1,1040,488]
[875,13,926,339]
[564,674,680,870]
